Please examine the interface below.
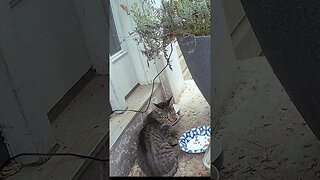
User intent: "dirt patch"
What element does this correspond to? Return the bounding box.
[128,80,210,177]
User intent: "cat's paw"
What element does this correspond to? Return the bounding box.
[168,137,179,146]
[170,129,179,137]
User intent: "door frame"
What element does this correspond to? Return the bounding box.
[109,0,159,111]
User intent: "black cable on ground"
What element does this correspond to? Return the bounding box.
[0,152,108,179]
[9,152,109,162]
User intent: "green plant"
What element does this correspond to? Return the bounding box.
[121,0,211,62]
[162,0,211,36]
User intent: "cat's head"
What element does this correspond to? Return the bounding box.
[152,96,179,126]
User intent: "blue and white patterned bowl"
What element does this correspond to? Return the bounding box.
[179,125,211,153]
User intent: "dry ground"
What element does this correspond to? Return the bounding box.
[217,57,320,180]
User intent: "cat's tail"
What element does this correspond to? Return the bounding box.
[155,143,179,176]
[137,129,153,176]
[163,160,178,177]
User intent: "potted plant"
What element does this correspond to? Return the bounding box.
[120,0,211,104]
[241,0,320,140]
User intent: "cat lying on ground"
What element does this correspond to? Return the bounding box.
[137,97,180,177]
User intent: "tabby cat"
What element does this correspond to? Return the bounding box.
[137,96,179,176]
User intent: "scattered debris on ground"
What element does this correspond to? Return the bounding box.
[216,58,320,179]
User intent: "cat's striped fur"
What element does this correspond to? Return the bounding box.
[138,97,179,176]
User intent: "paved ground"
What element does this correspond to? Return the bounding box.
[216,57,320,179]
[128,80,210,177]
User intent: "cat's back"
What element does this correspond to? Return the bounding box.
[138,120,178,176]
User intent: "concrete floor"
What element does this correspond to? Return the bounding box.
[128,80,210,177]
[7,75,108,180]
[216,57,320,179]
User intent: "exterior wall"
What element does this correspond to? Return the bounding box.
[223,0,262,60]
[0,2,52,161]
[156,42,185,102]
[9,0,92,112]
[109,0,160,111]
[223,0,246,32]
[213,0,239,125]
[0,49,42,161]
[109,0,185,110]
[0,0,108,163]
[72,0,108,75]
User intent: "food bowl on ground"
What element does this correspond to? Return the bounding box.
[179,125,211,153]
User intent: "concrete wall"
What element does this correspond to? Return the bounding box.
[223,0,262,60]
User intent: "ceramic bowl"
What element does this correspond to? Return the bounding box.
[179,125,211,153]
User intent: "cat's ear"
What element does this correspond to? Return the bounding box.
[167,96,173,105]
[153,103,162,114]
[154,103,161,109]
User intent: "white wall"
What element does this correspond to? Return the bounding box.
[72,0,108,75]
[213,0,239,122]
[156,43,185,101]
[0,0,108,163]
[223,0,262,59]
[109,0,165,111]
[0,49,41,162]
[0,1,53,162]
[10,0,93,112]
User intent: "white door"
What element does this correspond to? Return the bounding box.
[109,0,168,111]
[109,1,140,111]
